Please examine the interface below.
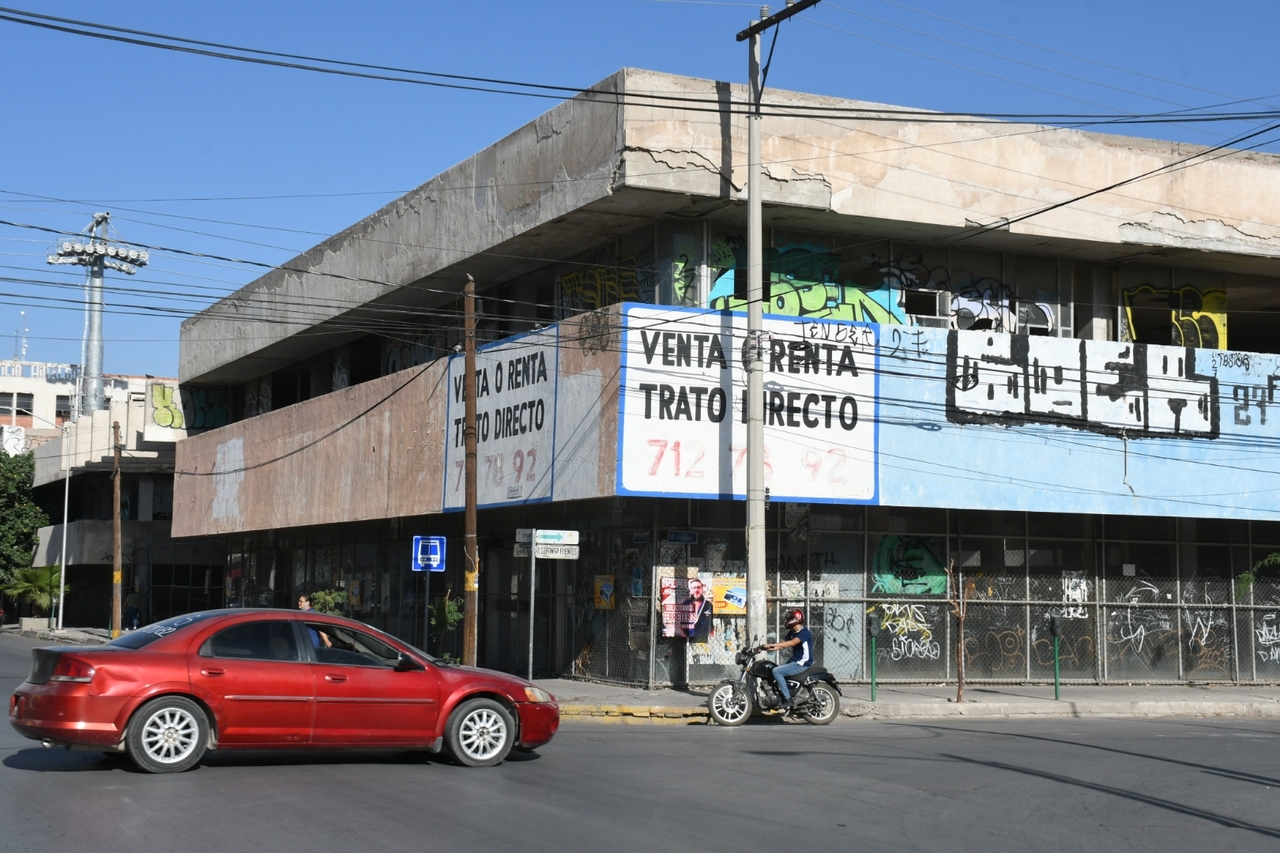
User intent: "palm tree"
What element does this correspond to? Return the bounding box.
[1,566,69,617]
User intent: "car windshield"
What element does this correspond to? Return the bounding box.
[108,612,218,649]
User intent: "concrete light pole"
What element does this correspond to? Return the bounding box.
[737,0,821,643]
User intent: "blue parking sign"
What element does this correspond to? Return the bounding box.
[412,536,446,572]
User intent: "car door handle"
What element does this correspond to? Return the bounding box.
[201,668,225,677]
[324,674,347,683]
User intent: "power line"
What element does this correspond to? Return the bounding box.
[3,6,1280,127]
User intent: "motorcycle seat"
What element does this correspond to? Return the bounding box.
[787,666,832,682]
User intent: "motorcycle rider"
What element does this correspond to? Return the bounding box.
[764,609,813,711]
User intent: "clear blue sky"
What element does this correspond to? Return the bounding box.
[3,0,1279,377]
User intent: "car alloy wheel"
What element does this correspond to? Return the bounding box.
[126,696,209,774]
[447,698,514,767]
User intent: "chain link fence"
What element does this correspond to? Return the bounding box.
[560,511,1280,687]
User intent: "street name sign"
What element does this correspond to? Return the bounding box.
[515,528,579,545]
[513,542,581,560]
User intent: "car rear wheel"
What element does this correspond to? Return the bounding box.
[445,698,514,767]
[126,696,208,774]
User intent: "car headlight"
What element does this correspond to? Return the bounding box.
[524,686,554,703]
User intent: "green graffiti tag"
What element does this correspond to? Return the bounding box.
[870,535,948,595]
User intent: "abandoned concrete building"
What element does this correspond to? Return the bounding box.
[170,69,1280,686]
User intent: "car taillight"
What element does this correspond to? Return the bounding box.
[49,656,95,683]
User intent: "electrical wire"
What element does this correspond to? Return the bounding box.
[4,6,1280,127]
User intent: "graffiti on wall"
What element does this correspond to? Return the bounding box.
[704,242,1057,333]
[146,382,229,438]
[243,377,272,418]
[0,425,26,455]
[180,387,230,430]
[946,332,1221,439]
[384,332,446,376]
[150,383,183,430]
[1120,284,1227,350]
[671,234,700,307]
[559,246,656,313]
[870,535,948,595]
[868,601,943,661]
[144,381,187,442]
[1257,613,1280,667]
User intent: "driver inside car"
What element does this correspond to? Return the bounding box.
[763,609,813,711]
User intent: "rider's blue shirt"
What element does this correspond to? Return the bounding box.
[786,627,813,666]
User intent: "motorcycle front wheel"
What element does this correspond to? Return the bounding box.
[800,683,840,725]
[707,682,753,726]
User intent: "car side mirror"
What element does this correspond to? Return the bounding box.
[394,652,425,672]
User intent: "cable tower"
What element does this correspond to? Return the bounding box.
[46,212,149,414]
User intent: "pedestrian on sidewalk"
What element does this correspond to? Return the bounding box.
[124,588,142,631]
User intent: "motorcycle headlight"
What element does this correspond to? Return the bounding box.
[524,686,554,703]
[735,651,748,665]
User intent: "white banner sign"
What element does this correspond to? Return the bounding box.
[444,328,559,508]
[618,306,877,503]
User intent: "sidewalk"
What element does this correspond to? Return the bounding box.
[8,626,1280,724]
[536,679,1280,725]
[2,624,112,645]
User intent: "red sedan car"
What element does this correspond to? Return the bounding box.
[8,609,559,773]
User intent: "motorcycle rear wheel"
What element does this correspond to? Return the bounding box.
[708,682,753,726]
[800,683,840,725]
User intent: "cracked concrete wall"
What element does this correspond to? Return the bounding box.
[172,358,454,537]
[173,306,623,538]
[616,69,1280,255]
[180,74,627,385]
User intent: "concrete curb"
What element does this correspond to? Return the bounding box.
[558,704,709,724]
[840,699,1280,721]
[558,699,1280,724]
[4,628,108,645]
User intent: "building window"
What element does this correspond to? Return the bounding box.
[56,395,71,423]
[0,392,11,417]
[16,393,33,416]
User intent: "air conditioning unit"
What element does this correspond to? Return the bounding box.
[905,289,951,327]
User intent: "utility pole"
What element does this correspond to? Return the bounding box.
[111,421,122,639]
[46,213,149,415]
[462,275,479,666]
[737,0,821,642]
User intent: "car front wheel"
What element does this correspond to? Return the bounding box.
[445,698,514,767]
[126,696,209,774]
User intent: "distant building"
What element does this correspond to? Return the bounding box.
[0,358,77,454]
[26,374,224,629]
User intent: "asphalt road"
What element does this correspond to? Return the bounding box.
[3,633,1279,853]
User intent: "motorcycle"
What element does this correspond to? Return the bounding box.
[707,644,841,726]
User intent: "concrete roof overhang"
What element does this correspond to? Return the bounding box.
[180,68,1280,387]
